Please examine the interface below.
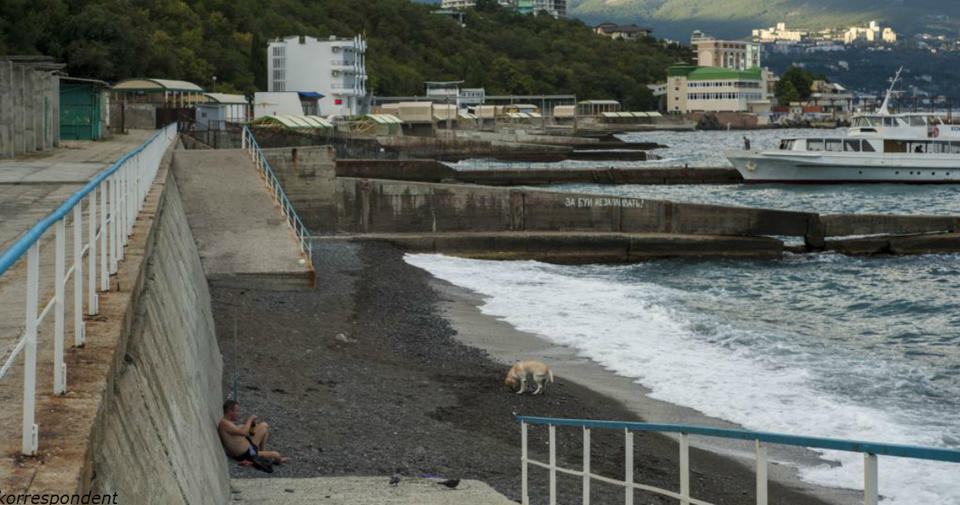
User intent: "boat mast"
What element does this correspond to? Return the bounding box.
[877,66,903,115]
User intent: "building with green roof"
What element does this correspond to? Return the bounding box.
[666,64,772,115]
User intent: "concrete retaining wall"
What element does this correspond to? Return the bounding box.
[336,178,823,245]
[263,146,338,233]
[108,103,156,131]
[0,60,60,158]
[91,171,229,503]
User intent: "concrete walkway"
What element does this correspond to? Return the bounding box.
[171,149,314,290]
[230,477,515,505]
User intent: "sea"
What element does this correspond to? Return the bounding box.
[408,129,960,504]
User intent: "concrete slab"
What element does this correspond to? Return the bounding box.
[171,149,314,290]
[230,477,515,505]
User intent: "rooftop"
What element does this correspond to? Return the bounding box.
[667,64,764,81]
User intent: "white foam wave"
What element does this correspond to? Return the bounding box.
[405,253,960,505]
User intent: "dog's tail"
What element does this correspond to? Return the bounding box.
[548,368,554,383]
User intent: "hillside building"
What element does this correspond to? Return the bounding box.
[267,34,367,117]
[594,23,653,40]
[666,64,772,114]
[691,31,761,70]
[753,23,808,43]
[441,0,566,17]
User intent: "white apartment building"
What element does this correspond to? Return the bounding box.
[267,35,367,117]
[844,21,897,44]
[691,31,761,70]
[753,23,807,43]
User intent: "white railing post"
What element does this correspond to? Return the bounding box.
[756,440,768,505]
[680,433,690,505]
[88,188,98,315]
[110,175,118,273]
[22,243,40,455]
[625,429,634,505]
[549,424,557,505]
[864,453,878,505]
[522,421,529,505]
[100,180,109,290]
[73,204,84,347]
[53,219,66,395]
[583,428,591,505]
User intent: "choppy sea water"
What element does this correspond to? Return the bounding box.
[414,130,960,503]
[407,252,960,504]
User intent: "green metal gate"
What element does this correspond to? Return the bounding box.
[60,83,102,140]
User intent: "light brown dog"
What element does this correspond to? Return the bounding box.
[504,360,554,395]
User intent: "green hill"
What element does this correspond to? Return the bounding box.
[0,0,688,108]
[568,0,960,39]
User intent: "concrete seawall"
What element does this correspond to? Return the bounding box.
[335,177,824,247]
[0,145,229,503]
[91,169,228,503]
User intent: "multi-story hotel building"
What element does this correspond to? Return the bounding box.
[666,64,772,114]
[267,35,367,116]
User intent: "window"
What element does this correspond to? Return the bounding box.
[862,140,876,152]
[907,116,926,127]
[825,139,843,152]
[844,140,861,152]
[807,139,824,151]
[884,140,907,153]
[883,117,897,127]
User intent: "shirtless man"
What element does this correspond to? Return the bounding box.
[218,400,290,465]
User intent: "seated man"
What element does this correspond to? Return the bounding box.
[218,399,290,467]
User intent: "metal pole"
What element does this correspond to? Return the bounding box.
[864,453,878,505]
[625,429,633,505]
[583,428,591,505]
[22,243,40,455]
[755,440,768,505]
[73,204,84,347]
[88,189,98,315]
[100,180,109,290]
[522,422,529,505]
[549,424,557,505]
[54,219,66,395]
[680,433,690,505]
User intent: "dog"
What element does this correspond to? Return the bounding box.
[504,360,554,395]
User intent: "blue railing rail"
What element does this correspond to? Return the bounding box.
[240,126,313,265]
[516,415,960,505]
[0,123,178,456]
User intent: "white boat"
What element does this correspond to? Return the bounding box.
[725,69,960,183]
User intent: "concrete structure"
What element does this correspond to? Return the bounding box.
[594,23,652,40]
[232,477,515,505]
[171,149,315,289]
[262,146,338,233]
[267,35,367,116]
[253,91,305,118]
[666,64,771,114]
[691,31,761,70]
[0,132,229,504]
[0,56,62,159]
[517,0,566,17]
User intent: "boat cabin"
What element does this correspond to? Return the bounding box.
[778,136,960,154]
[847,113,958,139]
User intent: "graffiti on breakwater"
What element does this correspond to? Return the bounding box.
[563,197,644,209]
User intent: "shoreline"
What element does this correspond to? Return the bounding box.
[216,240,854,504]
[425,262,861,505]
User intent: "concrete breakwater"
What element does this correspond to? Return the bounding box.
[261,146,960,261]
[336,159,741,185]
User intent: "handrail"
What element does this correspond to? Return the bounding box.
[516,415,960,505]
[240,126,313,265]
[0,127,170,276]
[0,123,177,456]
[517,416,960,463]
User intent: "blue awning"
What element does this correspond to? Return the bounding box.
[297,91,325,99]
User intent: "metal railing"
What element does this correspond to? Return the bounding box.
[517,415,960,505]
[0,123,178,455]
[240,126,313,265]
